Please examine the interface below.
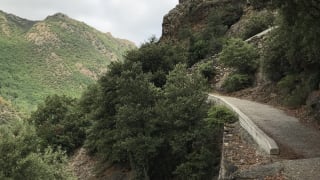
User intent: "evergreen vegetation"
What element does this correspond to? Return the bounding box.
[219,38,259,92]
[125,38,187,87]
[198,60,216,80]
[0,121,73,179]
[222,74,253,93]
[263,0,320,106]
[22,38,236,179]
[74,40,235,179]
[241,11,275,40]
[186,4,242,67]
[219,38,259,74]
[206,106,237,125]
[31,95,89,154]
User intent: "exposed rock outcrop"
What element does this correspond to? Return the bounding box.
[161,0,246,42]
[26,22,61,46]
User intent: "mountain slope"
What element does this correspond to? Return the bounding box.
[0,11,136,112]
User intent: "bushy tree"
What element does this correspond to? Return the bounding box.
[110,63,161,179]
[83,63,159,179]
[276,72,320,107]
[83,62,226,179]
[218,38,259,92]
[31,95,88,154]
[188,38,209,66]
[0,121,73,179]
[187,5,231,67]
[219,38,259,74]
[241,11,275,39]
[125,39,187,87]
[198,60,216,80]
[263,0,320,72]
[262,0,320,106]
[222,74,253,93]
[155,64,219,179]
[262,29,291,82]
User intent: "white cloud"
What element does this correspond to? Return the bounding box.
[1,0,178,45]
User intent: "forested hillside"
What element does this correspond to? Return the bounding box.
[0,10,135,112]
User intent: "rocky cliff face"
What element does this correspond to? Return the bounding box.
[161,0,246,42]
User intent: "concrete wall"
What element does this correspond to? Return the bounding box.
[208,94,279,155]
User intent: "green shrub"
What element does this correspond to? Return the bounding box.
[185,3,243,66]
[277,74,298,94]
[241,11,275,40]
[277,73,320,107]
[198,60,216,80]
[216,3,244,27]
[126,40,187,87]
[262,30,291,82]
[203,7,228,55]
[0,121,73,179]
[263,0,320,82]
[283,86,310,108]
[188,38,209,67]
[205,106,237,125]
[174,147,217,180]
[219,38,259,74]
[222,74,252,92]
[31,95,89,154]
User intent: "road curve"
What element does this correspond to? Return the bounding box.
[209,94,320,158]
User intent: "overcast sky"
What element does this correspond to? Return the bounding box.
[1,0,179,45]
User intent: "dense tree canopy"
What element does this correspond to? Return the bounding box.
[0,121,73,179]
[125,39,187,87]
[263,0,320,106]
[80,39,232,179]
[219,38,259,74]
[31,95,88,154]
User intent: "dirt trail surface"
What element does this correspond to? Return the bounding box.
[212,94,320,159]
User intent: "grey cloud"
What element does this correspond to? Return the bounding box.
[1,0,178,45]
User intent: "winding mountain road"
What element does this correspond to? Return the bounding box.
[209,94,320,158]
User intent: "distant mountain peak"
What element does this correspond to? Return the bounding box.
[53,12,68,17]
[0,10,136,112]
[45,12,71,21]
[0,10,37,36]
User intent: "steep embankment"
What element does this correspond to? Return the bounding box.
[0,10,136,112]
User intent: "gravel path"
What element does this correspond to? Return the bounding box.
[213,95,320,158]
